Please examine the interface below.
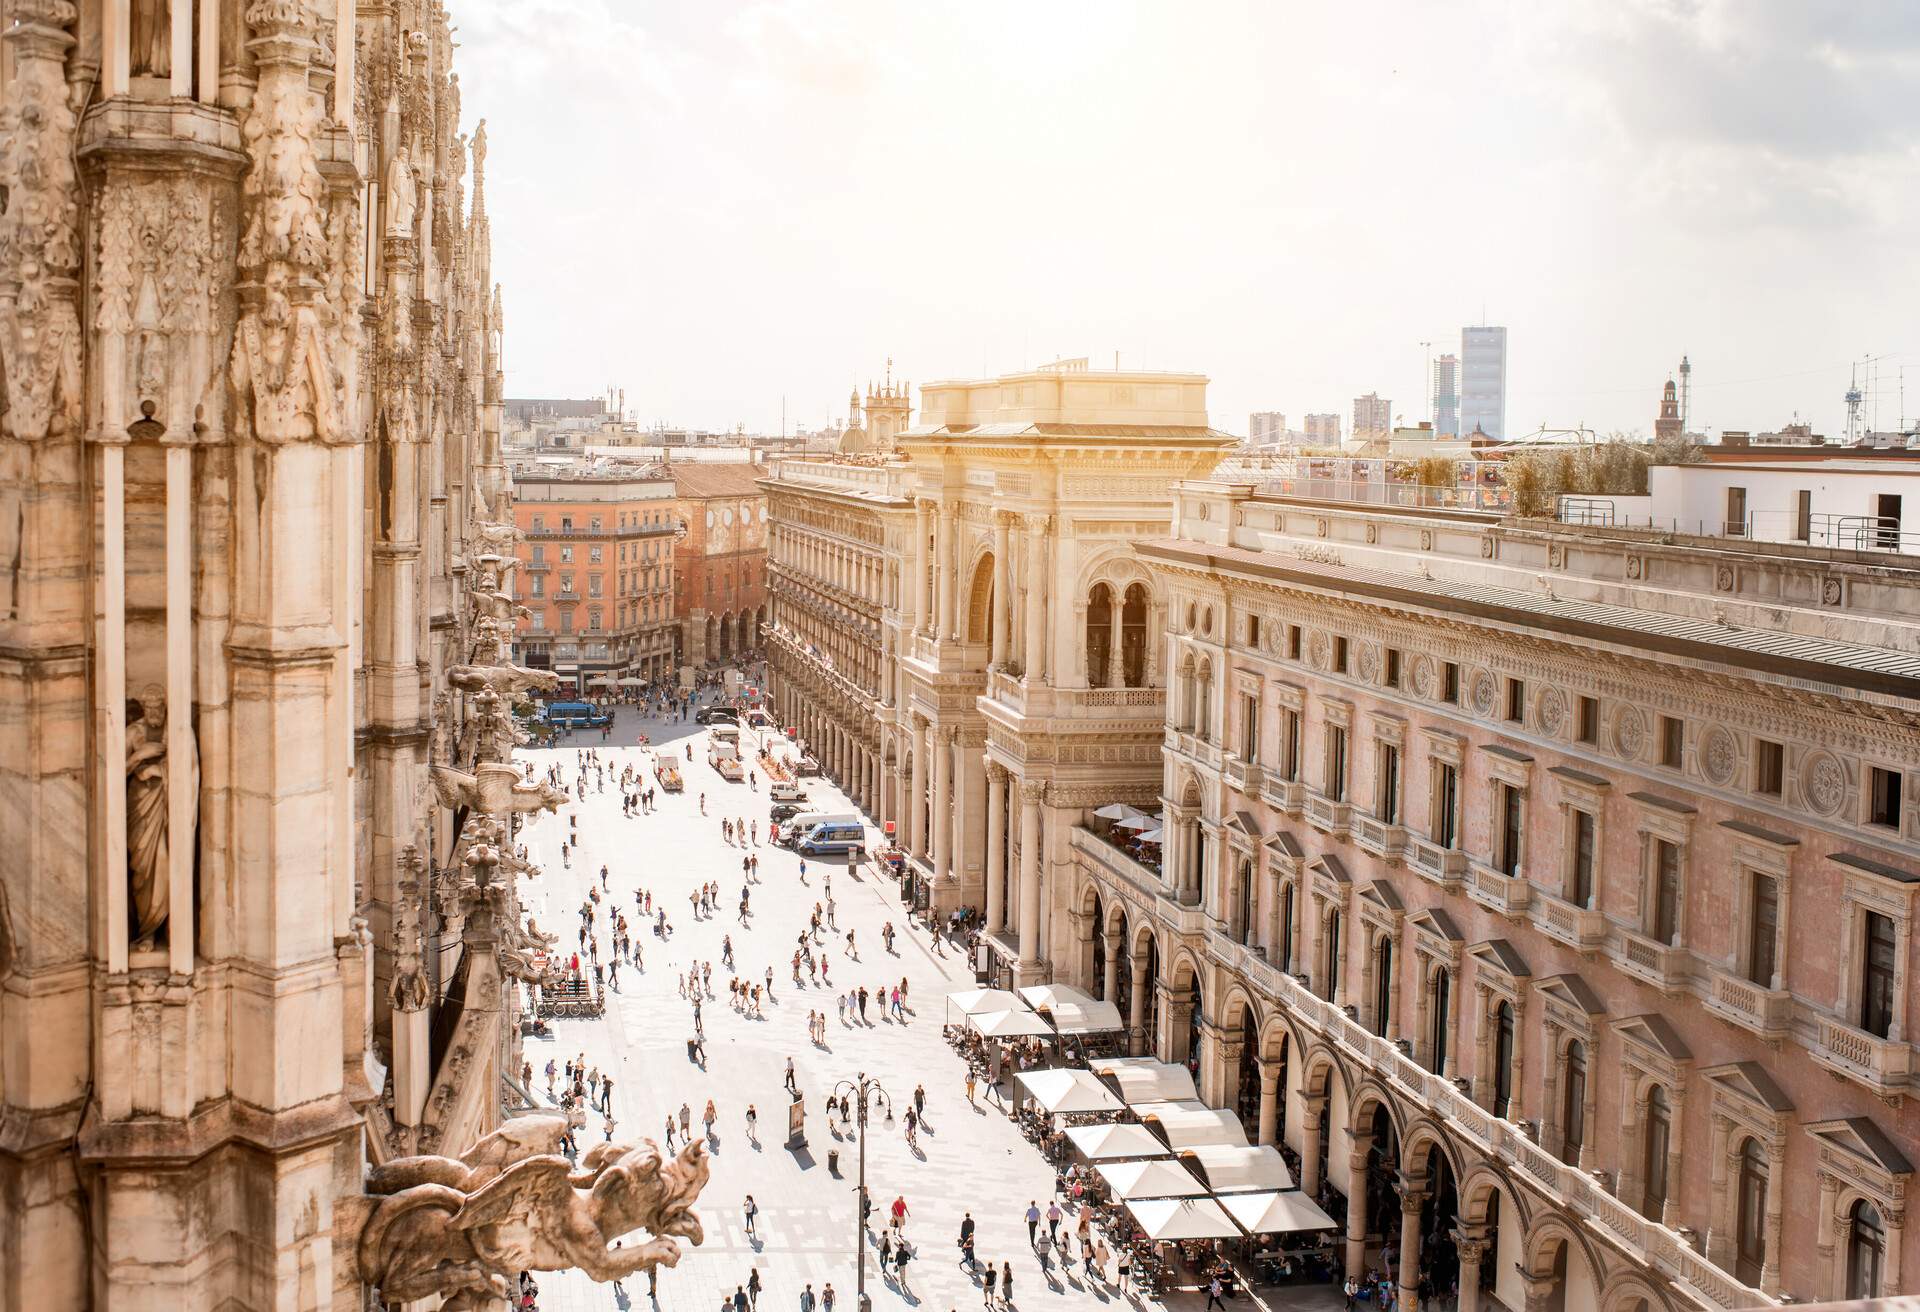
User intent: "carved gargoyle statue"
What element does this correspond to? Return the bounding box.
[448,662,560,699]
[352,1114,709,1310]
[429,763,567,817]
[469,588,528,625]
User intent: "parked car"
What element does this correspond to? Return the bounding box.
[770,801,807,823]
[768,781,807,803]
[695,704,740,726]
[775,811,860,846]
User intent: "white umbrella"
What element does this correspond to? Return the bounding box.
[1090,1058,1198,1105]
[1137,826,1165,844]
[1064,1123,1170,1161]
[1125,1196,1243,1242]
[1116,814,1158,831]
[617,677,646,687]
[1095,803,1147,822]
[1133,1099,1249,1149]
[1018,983,1096,1012]
[1097,1158,1209,1200]
[1051,1001,1126,1034]
[1014,1069,1125,1115]
[946,987,1029,1021]
[1217,1190,1338,1236]
[968,1008,1055,1039]
[1180,1144,1295,1193]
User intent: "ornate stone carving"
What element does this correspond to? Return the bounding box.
[1466,670,1497,719]
[1536,687,1567,739]
[1409,654,1435,700]
[1355,641,1380,684]
[1802,749,1848,817]
[390,855,430,1013]
[0,0,84,444]
[385,144,419,239]
[1699,725,1738,785]
[1307,630,1331,670]
[353,1117,709,1309]
[447,663,560,700]
[429,763,567,816]
[125,689,198,947]
[1613,705,1647,760]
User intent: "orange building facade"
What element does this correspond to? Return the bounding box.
[665,461,770,668]
[512,473,681,691]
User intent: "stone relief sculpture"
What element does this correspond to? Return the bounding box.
[125,690,197,946]
[384,144,419,238]
[0,0,85,445]
[390,859,430,1013]
[128,0,172,78]
[353,1114,709,1310]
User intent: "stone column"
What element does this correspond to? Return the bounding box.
[911,718,930,860]
[933,725,955,884]
[1022,513,1048,681]
[960,740,987,890]
[1128,957,1150,1055]
[940,501,960,642]
[1456,1237,1489,1312]
[1345,1143,1371,1276]
[1102,930,1120,1002]
[1257,1060,1281,1146]
[990,513,1011,668]
[1017,779,1045,966]
[985,763,1008,932]
[1398,1187,1428,1311]
[1300,1095,1327,1196]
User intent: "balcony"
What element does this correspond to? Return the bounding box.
[1222,756,1264,795]
[1261,775,1305,816]
[523,559,551,572]
[554,590,582,603]
[1304,790,1351,837]
[1468,862,1532,919]
[1809,1015,1915,1097]
[1351,811,1407,864]
[1529,891,1608,953]
[1702,970,1793,1042]
[1610,929,1690,995]
[1407,835,1467,889]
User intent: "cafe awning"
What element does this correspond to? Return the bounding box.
[1132,1100,1250,1150]
[1064,1122,1171,1162]
[1090,1057,1199,1105]
[1018,983,1097,1012]
[968,1008,1054,1039]
[1180,1144,1296,1193]
[1125,1196,1243,1242]
[1097,1158,1209,1200]
[618,677,646,687]
[946,987,1029,1021]
[1217,1190,1338,1236]
[1014,1069,1126,1115]
[1051,1001,1126,1034]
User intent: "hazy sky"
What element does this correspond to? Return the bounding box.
[455,1,1920,440]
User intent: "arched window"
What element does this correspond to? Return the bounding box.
[1178,656,1197,731]
[1492,1000,1516,1116]
[1736,1138,1769,1285]
[1278,883,1296,972]
[1641,1086,1671,1220]
[1371,936,1393,1036]
[1087,583,1114,687]
[1561,1040,1588,1164]
[1122,584,1149,686]
[1430,968,1452,1074]
[1195,661,1214,742]
[1847,1200,1886,1299]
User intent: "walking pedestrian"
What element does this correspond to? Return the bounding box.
[746,1104,758,1144]
[890,1194,909,1233]
[1025,1201,1040,1248]
[1001,1261,1014,1307]
[747,1269,762,1310]
[984,1261,998,1307]
[680,1102,692,1137]
[744,1194,758,1238]
[959,1212,975,1268]
[734,1287,749,1312]
[820,1283,834,1312]
[785,1057,797,1093]
[1206,1273,1226,1312]
[1045,1200,1062,1242]
[799,1284,816,1312]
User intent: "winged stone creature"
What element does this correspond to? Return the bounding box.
[470,588,529,624]
[429,762,566,816]
[354,1117,710,1310]
[448,662,559,698]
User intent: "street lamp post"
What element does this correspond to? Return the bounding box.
[832,1072,894,1312]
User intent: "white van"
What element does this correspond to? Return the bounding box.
[796,821,867,857]
[775,811,859,847]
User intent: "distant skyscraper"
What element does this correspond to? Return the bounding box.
[1304,413,1341,446]
[1461,325,1507,440]
[1432,353,1460,438]
[1249,411,1287,443]
[1351,393,1392,445]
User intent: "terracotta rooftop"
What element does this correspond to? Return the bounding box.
[666,462,768,499]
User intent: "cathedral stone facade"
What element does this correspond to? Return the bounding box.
[0,1,558,1306]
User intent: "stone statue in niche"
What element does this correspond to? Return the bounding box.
[129,0,172,79]
[385,144,418,239]
[126,689,197,947]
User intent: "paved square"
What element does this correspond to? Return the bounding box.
[511,702,1342,1312]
